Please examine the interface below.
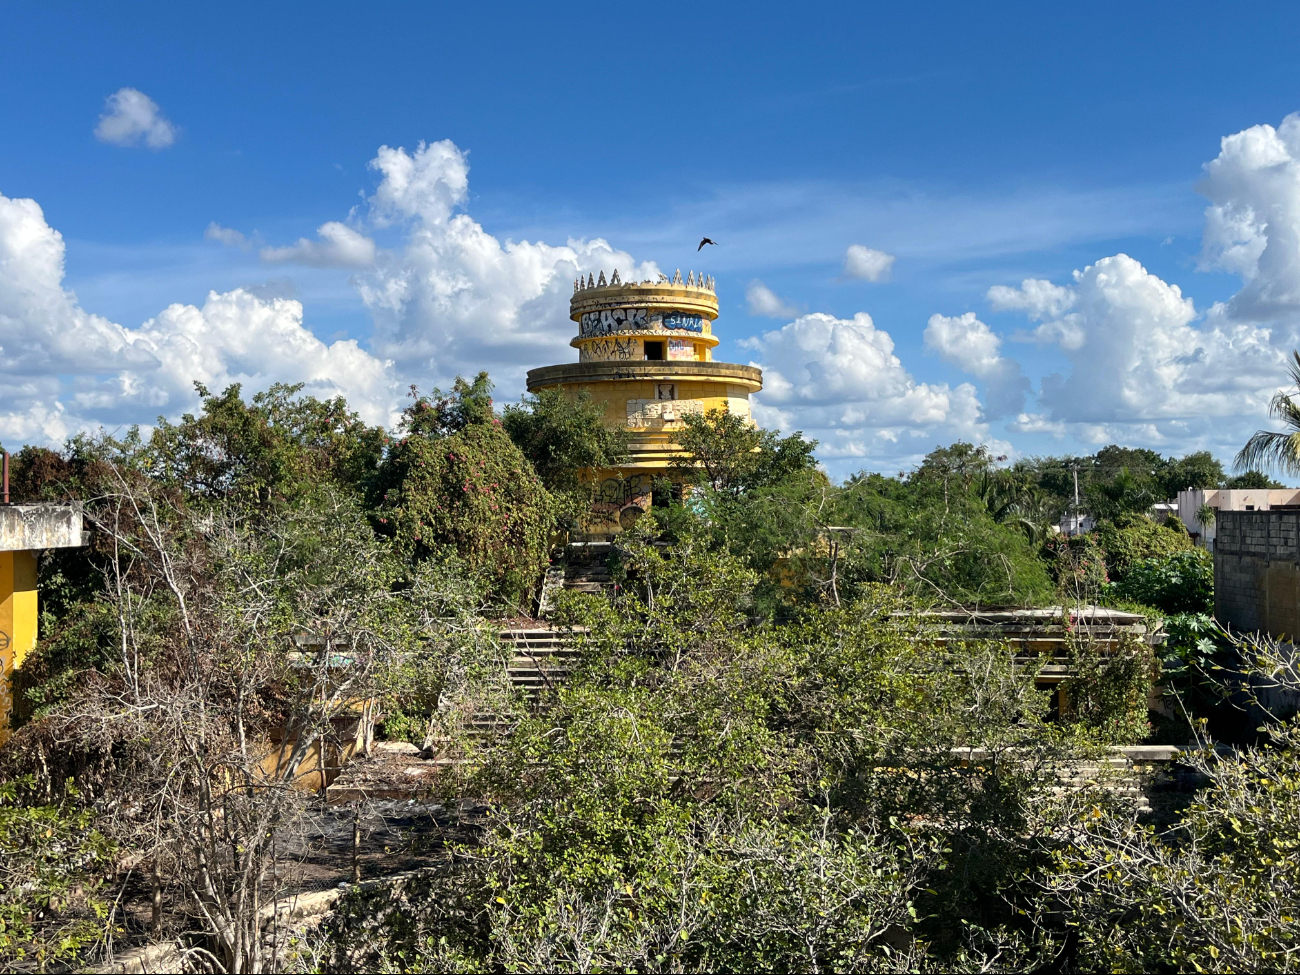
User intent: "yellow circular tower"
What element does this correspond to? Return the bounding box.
[526,268,762,536]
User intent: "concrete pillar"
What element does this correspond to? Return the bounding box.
[0,549,38,744]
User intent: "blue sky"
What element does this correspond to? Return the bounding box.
[4,2,1300,477]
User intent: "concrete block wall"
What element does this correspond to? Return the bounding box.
[1215,510,1300,638]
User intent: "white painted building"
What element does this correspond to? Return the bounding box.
[1058,511,1095,536]
[1175,488,1300,549]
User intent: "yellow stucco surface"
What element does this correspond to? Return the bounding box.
[0,550,38,744]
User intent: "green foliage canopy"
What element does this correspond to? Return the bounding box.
[671,407,818,497]
[501,387,629,493]
[1094,515,1194,580]
[1110,548,1215,616]
[375,379,551,604]
[313,522,1096,973]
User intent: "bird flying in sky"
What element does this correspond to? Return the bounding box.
[697,237,717,251]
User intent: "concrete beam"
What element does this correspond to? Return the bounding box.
[0,504,83,552]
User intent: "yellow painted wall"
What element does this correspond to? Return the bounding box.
[542,377,753,535]
[0,550,38,744]
[575,337,713,362]
[563,378,742,431]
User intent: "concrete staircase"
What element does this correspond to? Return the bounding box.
[498,626,584,704]
[329,542,622,801]
[562,542,618,593]
[327,625,585,801]
[536,541,618,613]
[953,745,1188,815]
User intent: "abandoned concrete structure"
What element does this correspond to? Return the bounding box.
[1214,508,1300,638]
[526,270,762,536]
[0,503,84,741]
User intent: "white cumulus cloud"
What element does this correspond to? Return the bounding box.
[992,253,1285,452]
[923,312,1029,418]
[988,278,1085,350]
[745,280,798,318]
[261,221,376,268]
[368,140,470,227]
[1198,112,1300,322]
[0,191,398,446]
[351,139,660,393]
[94,88,178,149]
[740,311,992,462]
[842,245,895,282]
[987,278,1077,319]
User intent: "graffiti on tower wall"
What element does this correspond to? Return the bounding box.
[662,312,704,333]
[587,473,652,532]
[580,337,638,361]
[580,307,648,336]
[667,338,694,360]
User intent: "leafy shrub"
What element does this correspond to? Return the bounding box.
[1109,548,1214,615]
[1046,704,1300,971]
[1062,634,1156,744]
[501,387,629,493]
[378,413,551,605]
[1093,516,1193,580]
[0,781,115,971]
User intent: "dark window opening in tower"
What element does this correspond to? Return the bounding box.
[644,341,665,360]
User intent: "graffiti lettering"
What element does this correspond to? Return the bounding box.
[662,312,704,333]
[580,337,638,361]
[667,339,694,360]
[587,475,652,532]
[597,474,651,505]
[579,307,649,337]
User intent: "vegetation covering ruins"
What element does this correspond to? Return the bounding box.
[1,376,1298,973]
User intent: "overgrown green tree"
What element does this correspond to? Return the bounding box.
[501,386,630,533]
[375,378,552,605]
[1094,515,1194,580]
[1160,450,1225,497]
[148,382,387,506]
[1110,548,1214,616]
[1032,634,1300,972]
[671,407,817,497]
[701,443,1056,614]
[1225,469,1286,489]
[501,387,629,492]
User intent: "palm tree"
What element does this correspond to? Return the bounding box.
[1195,503,1215,532]
[1237,350,1300,475]
[1194,503,1215,548]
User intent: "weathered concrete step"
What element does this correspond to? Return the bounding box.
[499,628,584,640]
[507,661,575,670]
[507,680,568,691]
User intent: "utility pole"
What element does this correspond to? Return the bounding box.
[1071,465,1080,536]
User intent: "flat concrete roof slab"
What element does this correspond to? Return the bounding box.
[0,505,84,551]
